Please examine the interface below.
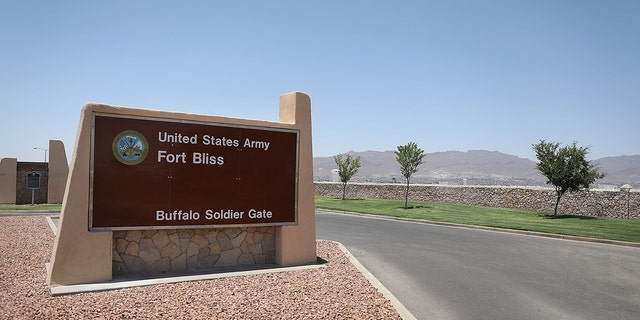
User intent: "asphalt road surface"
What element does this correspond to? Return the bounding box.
[316,210,640,320]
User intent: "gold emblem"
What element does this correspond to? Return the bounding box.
[112,130,148,165]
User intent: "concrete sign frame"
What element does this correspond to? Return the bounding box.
[48,92,317,287]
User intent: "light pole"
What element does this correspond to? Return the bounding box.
[33,147,47,162]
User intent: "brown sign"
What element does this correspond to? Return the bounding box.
[89,113,299,230]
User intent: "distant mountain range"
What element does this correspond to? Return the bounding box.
[314,150,640,188]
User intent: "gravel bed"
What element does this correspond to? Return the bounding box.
[0,216,401,319]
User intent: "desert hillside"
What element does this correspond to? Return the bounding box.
[314,150,640,188]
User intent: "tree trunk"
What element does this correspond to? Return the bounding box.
[404,178,410,209]
[342,182,347,200]
[554,192,562,216]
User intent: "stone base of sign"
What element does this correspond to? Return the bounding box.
[48,92,316,287]
[113,227,276,275]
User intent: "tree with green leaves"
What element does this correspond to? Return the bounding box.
[334,153,362,200]
[532,140,606,216]
[395,142,426,209]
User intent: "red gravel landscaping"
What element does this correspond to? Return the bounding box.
[0,216,401,319]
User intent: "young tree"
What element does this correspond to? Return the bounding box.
[532,140,606,216]
[333,153,361,200]
[395,142,426,209]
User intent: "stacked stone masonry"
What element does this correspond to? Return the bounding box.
[16,162,48,204]
[315,182,639,219]
[113,226,276,276]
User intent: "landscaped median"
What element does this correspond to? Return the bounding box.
[0,215,403,318]
[315,196,640,244]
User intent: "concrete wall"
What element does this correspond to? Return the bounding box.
[0,158,17,204]
[315,182,640,219]
[0,139,68,205]
[47,140,69,204]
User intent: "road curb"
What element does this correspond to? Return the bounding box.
[317,209,640,249]
[328,240,417,320]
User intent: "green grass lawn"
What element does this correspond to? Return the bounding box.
[5,198,638,243]
[315,195,640,243]
[0,204,62,211]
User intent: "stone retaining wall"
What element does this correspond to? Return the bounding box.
[113,226,276,276]
[315,182,639,219]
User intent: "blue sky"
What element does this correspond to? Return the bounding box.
[1,0,638,162]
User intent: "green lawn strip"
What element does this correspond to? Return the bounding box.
[0,204,62,211]
[315,196,640,243]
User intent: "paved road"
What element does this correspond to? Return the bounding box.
[316,210,640,320]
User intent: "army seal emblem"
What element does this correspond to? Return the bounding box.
[112,130,148,165]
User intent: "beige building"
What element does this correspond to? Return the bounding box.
[0,140,69,204]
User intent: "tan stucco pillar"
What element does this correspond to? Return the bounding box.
[47,140,69,204]
[0,158,17,204]
[48,107,113,286]
[276,92,317,265]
